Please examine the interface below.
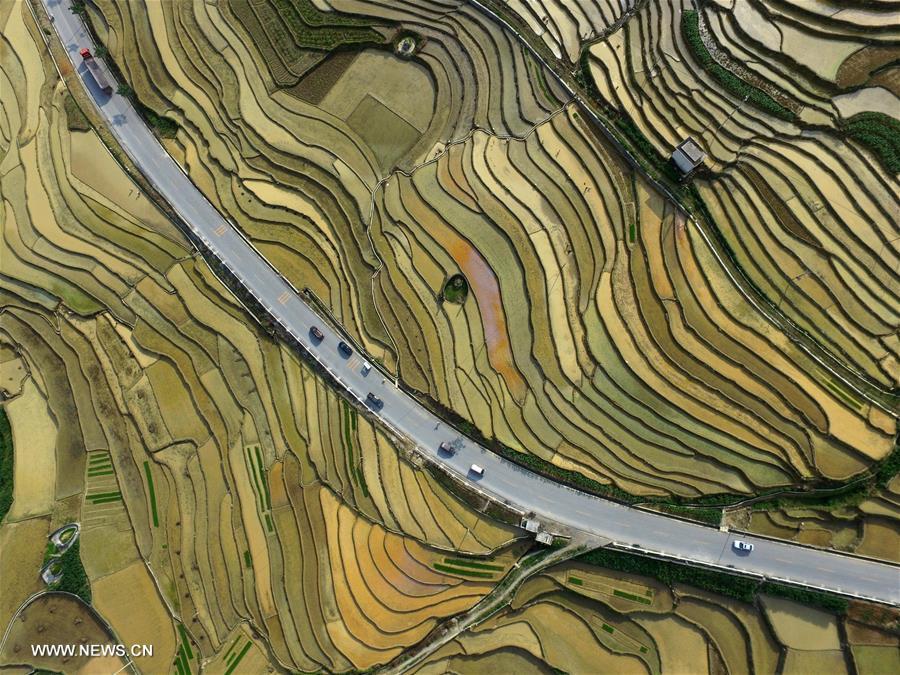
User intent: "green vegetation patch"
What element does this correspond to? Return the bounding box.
[346,94,421,172]
[442,274,469,304]
[53,540,91,604]
[143,460,159,527]
[681,11,796,122]
[443,557,503,572]
[243,550,253,568]
[245,0,384,53]
[224,640,253,675]
[115,85,179,138]
[64,94,91,131]
[432,562,495,579]
[568,576,584,586]
[0,408,12,522]
[839,111,900,174]
[580,547,848,613]
[613,589,652,605]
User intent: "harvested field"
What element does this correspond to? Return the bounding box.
[86,0,895,501]
[7,0,900,671]
[0,594,125,673]
[4,378,57,520]
[416,557,888,674]
[1,5,523,669]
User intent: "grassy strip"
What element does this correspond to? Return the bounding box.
[143,461,159,527]
[0,408,11,522]
[840,112,900,174]
[267,0,384,51]
[64,93,91,131]
[224,641,252,675]
[87,495,123,505]
[681,11,796,122]
[568,576,583,586]
[443,557,504,571]
[246,446,266,513]
[650,504,722,526]
[613,589,652,605]
[243,550,253,568]
[178,623,194,660]
[53,540,91,604]
[580,548,848,614]
[432,563,495,579]
[86,469,115,477]
[254,446,271,510]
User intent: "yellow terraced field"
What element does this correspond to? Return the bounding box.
[2,0,898,671]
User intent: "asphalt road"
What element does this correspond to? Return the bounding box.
[41,0,899,605]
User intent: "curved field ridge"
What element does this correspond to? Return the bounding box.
[83,0,896,502]
[1,5,521,671]
[586,0,900,397]
[414,562,900,674]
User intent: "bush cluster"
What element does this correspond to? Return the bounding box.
[0,408,12,522]
[579,547,849,614]
[681,11,796,123]
[840,112,900,175]
[54,541,92,604]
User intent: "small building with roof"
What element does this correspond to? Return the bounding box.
[671,137,706,178]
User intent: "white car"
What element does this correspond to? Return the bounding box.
[732,540,754,552]
[361,361,371,376]
[469,464,485,477]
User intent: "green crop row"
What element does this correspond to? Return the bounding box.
[681,11,796,123]
[432,562,494,579]
[443,557,503,571]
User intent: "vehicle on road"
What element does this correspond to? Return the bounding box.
[310,326,324,341]
[732,540,754,552]
[469,464,485,477]
[439,441,455,455]
[361,361,371,376]
[366,392,382,407]
[338,341,352,357]
[79,48,112,94]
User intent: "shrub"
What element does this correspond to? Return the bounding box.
[681,11,796,123]
[840,112,900,175]
[0,408,12,522]
[54,540,92,604]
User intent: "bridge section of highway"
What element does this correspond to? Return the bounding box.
[38,0,899,606]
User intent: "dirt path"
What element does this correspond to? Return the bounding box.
[376,536,605,674]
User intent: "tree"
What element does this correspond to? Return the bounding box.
[116,83,134,98]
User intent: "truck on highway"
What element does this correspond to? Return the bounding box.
[79,48,112,94]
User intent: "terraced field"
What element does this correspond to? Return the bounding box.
[1,2,522,670]
[586,0,900,397]
[3,0,899,671]
[79,0,896,505]
[414,562,900,674]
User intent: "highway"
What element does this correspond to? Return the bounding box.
[40,0,899,606]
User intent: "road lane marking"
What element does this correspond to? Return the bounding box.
[214,223,226,236]
[277,291,290,305]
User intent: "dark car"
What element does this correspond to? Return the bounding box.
[338,341,352,357]
[438,441,455,455]
[310,326,324,341]
[366,392,382,407]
